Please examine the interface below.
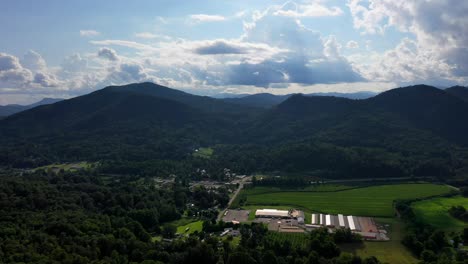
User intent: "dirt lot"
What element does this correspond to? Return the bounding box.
[222,209,250,223]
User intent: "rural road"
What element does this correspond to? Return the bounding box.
[217,176,251,221]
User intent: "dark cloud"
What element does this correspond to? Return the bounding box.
[97,47,119,61]
[227,56,364,87]
[194,41,246,55]
[33,72,59,87]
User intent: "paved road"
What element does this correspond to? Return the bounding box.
[217,177,250,221]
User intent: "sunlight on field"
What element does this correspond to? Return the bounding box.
[412,196,468,232]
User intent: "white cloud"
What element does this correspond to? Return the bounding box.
[0,53,33,88]
[80,30,100,37]
[135,32,158,39]
[347,0,468,84]
[21,50,47,71]
[346,40,359,49]
[189,14,226,24]
[274,1,343,17]
[90,40,159,53]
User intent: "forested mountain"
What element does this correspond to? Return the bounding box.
[1,82,468,179]
[222,93,292,108]
[0,98,62,117]
[446,85,468,102]
[221,91,376,108]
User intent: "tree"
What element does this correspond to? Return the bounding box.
[161,224,176,239]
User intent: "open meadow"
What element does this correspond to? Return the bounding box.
[412,196,468,232]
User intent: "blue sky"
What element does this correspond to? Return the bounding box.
[1,0,467,104]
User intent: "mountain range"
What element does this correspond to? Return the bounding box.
[0,98,63,117]
[1,82,468,178]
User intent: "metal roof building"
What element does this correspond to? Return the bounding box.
[255,209,290,218]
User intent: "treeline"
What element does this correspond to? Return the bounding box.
[449,206,468,222]
[395,200,468,263]
[0,170,382,263]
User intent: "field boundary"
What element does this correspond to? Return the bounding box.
[246,182,450,197]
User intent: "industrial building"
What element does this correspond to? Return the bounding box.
[255,209,290,218]
[310,213,362,231]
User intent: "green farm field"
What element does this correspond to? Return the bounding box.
[412,196,468,232]
[242,184,455,217]
[193,147,214,159]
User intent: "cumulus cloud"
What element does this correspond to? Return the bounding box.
[347,0,468,80]
[346,40,359,49]
[0,53,33,87]
[227,5,363,87]
[61,54,88,73]
[33,72,59,87]
[102,63,155,85]
[80,30,100,37]
[189,14,226,23]
[97,47,119,61]
[21,50,47,71]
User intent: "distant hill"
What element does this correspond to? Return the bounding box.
[446,85,468,102]
[1,82,468,179]
[0,98,62,116]
[222,91,376,108]
[308,91,377,100]
[222,93,292,108]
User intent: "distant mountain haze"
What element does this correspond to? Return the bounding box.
[0,98,63,117]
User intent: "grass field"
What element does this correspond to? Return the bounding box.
[176,220,203,235]
[267,232,309,248]
[193,147,214,159]
[412,196,468,232]
[35,162,93,172]
[342,218,417,264]
[242,184,455,217]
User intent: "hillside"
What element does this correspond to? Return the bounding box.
[1,82,468,179]
[446,85,468,102]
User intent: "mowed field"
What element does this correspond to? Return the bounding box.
[176,220,203,235]
[243,184,455,217]
[412,196,468,232]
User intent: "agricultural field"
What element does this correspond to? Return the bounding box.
[266,232,309,248]
[193,147,214,159]
[412,196,468,232]
[342,218,417,264]
[34,161,94,172]
[241,184,455,217]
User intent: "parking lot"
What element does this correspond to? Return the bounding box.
[222,209,250,223]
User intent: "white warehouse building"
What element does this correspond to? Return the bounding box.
[255,209,290,218]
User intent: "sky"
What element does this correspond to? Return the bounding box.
[0,0,467,105]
